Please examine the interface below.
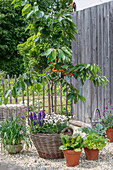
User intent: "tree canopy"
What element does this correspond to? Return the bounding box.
[0,0,29,77]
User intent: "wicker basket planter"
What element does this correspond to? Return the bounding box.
[30,127,73,159]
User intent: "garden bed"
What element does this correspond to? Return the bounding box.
[1,142,113,170]
[0,126,113,170]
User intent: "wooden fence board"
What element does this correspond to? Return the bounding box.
[7,75,12,104]
[72,1,113,122]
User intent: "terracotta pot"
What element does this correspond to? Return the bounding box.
[6,144,23,154]
[106,128,113,142]
[84,147,99,160]
[63,150,82,167]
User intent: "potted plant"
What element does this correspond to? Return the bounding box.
[96,101,113,142]
[0,116,32,154]
[83,133,108,160]
[59,133,83,167]
[29,111,73,159]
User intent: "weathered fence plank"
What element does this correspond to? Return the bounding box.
[7,75,12,104]
[72,1,113,122]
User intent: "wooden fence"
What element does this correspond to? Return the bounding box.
[72,1,113,122]
[0,75,73,115]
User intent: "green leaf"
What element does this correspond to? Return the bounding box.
[52,49,57,59]
[59,145,68,150]
[0,96,3,105]
[33,6,39,13]
[11,87,17,99]
[4,97,8,105]
[11,0,16,5]
[26,10,34,19]
[42,48,53,56]
[62,47,72,56]
[14,2,21,8]
[58,49,65,61]
[5,89,11,98]
[74,148,81,152]
[36,11,44,19]
[22,4,31,16]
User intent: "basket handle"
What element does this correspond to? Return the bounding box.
[61,127,73,135]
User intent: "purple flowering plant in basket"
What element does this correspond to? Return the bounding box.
[95,101,113,131]
[28,110,68,134]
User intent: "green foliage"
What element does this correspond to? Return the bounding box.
[78,124,106,136]
[0,0,29,77]
[8,0,108,106]
[59,133,83,152]
[84,133,108,150]
[0,116,32,151]
[29,111,68,134]
[96,102,113,130]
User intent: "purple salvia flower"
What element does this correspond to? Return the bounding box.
[38,112,41,120]
[105,107,108,109]
[109,115,111,118]
[99,122,101,124]
[93,123,96,127]
[99,115,101,117]
[103,123,104,125]
[112,107,113,109]
[96,110,99,113]
[29,112,33,121]
[38,120,42,127]
[33,121,35,126]
[33,112,37,119]
[103,112,105,116]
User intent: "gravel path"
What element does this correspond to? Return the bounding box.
[0,127,113,170]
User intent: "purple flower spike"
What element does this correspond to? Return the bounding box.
[33,112,37,119]
[108,123,110,125]
[109,115,111,118]
[38,120,42,127]
[29,112,33,121]
[99,115,101,117]
[96,110,99,113]
[33,121,35,126]
[103,123,104,125]
[93,123,96,127]
[99,122,101,124]
[105,107,108,109]
[112,107,113,110]
[38,112,41,120]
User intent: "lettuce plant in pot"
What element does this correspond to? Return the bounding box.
[0,116,32,154]
[59,133,83,167]
[96,102,113,142]
[28,111,73,159]
[83,133,108,160]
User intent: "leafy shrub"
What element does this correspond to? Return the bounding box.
[84,133,108,150]
[0,116,32,150]
[59,133,83,152]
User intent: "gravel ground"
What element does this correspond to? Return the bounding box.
[0,127,113,170]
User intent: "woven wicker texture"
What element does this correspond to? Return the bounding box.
[31,127,73,159]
